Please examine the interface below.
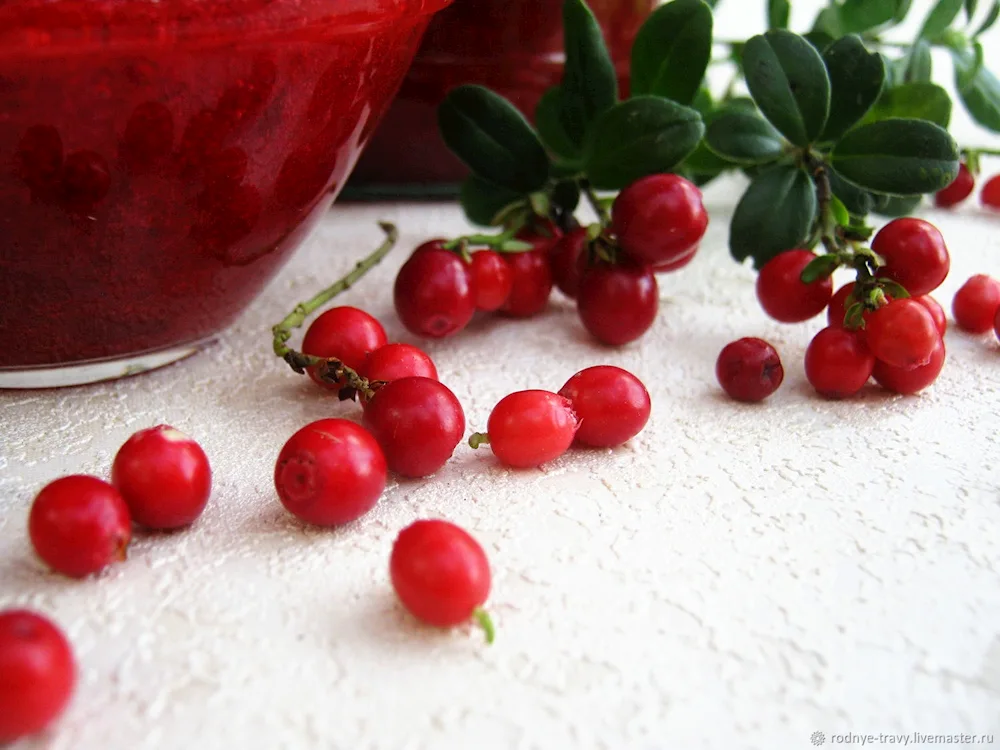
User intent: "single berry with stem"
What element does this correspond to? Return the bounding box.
[934,163,975,208]
[557,366,651,447]
[871,218,950,297]
[756,250,833,323]
[715,338,784,403]
[577,260,658,346]
[29,476,132,578]
[549,227,588,299]
[394,247,475,338]
[914,295,947,336]
[0,610,76,744]
[390,519,494,643]
[112,425,212,529]
[362,377,465,479]
[953,274,1000,333]
[873,338,946,395]
[611,174,708,267]
[469,390,579,469]
[301,307,387,390]
[274,419,387,526]
[469,250,513,312]
[865,299,941,370]
[804,327,875,399]
[361,343,438,390]
[499,249,554,318]
[982,174,1000,210]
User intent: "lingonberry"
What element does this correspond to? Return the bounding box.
[516,222,563,253]
[301,307,387,389]
[934,163,975,208]
[652,244,698,273]
[549,228,588,299]
[499,249,553,318]
[915,295,947,336]
[469,250,513,312]
[362,377,465,479]
[390,519,493,642]
[557,366,651,447]
[611,174,708,266]
[274,419,387,526]
[995,306,1000,342]
[474,390,579,468]
[828,283,859,329]
[873,338,946,395]
[755,250,833,323]
[871,218,950,297]
[982,174,1000,210]
[362,343,438,386]
[577,261,659,346]
[952,274,1000,333]
[865,299,940,370]
[394,247,475,338]
[29,476,131,578]
[804,327,875,399]
[715,338,784,403]
[111,425,212,529]
[0,610,76,744]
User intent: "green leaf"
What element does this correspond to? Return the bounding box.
[952,44,1000,132]
[830,118,959,195]
[812,6,844,37]
[630,0,713,106]
[966,0,980,19]
[900,39,933,83]
[804,30,836,53]
[560,0,618,149]
[801,253,842,283]
[830,196,851,228]
[839,0,899,32]
[459,175,527,227]
[438,85,549,193]
[742,30,832,146]
[682,141,736,174]
[873,194,923,216]
[729,164,817,268]
[828,167,877,215]
[918,0,964,39]
[865,82,952,127]
[691,87,714,115]
[583,96,704,190]
[975,0,999,35]
[768,0,790,29]
[535,87,583,163]
[820,35,886,141]
[894,0,915,21]
[705,109,785,164]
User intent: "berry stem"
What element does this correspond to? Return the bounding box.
[805,152,842,256]
[468,432,491,449]
[580,179,611,226]
[473,607,496,645]
[443,228,532,255]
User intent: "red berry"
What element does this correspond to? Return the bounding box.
[577,261,658,346]
[469,250,513,312]
[274,419,387,526]
[516,223,563,253]
[0,610,76,744]
[390,519,492,641]
[111,426,211,529]
[873,338,946,395]
[827,283,857,329]
[301,307,387,390]
[499,249,553,318]
[715,338,785,403]
[29,476,131,578]
[362,377,465,478]
[953,274,1000,333]
[612,174,708,266]
[549,227,588,298]
[994,305,1000,342]
[362,343,438,385]
[871,218,950,297]
[865,299,940,369]
[755,249,833,323]
[914,295,947,336]
[482,390,579,468]
[652,244,698,273]
[804,327,875,399]
[934,163,975,208]
[557,366,651,447]
[982,174,1000,210]
[394,247,475,338]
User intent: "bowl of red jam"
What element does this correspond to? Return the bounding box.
[0,0,451,387]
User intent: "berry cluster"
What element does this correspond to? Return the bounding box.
[934,160,1000,212]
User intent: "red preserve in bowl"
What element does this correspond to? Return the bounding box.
[0,0,451,386]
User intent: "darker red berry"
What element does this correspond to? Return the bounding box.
[301,307,387,390]
[953,274,1000,333]
[390,519,493,641]
[28,476,132,578]
[481,390,579,468]
[612,174,708,266]
[865,299,940,370]
[805,327,875,399]
[61,150,111,210]
[982,174,1000,209]
[499,249,553,318]
[873,338,946,395]
[362,343,438,385]
[0,610,76,744]
[274,419,387,526]
[715,338,784,403]
[577,261,658,346]
[469,250,513,312]
[557,366,651,447]
[395,248,475,338]
[362,377,465,479]
[934,163,975,208]
[914,295,947,336]
[549,228,588,299]
[871,218,950,297]
[111,425,212,529]
[756,250,833,323]
[516,222,563,253]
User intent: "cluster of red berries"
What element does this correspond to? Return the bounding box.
[934,162,1000,211]
[393,174,708,347]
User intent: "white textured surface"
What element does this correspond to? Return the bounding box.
[4,6,1000,750]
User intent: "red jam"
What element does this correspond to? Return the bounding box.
[349,0,655,189]
[0,0,449,369]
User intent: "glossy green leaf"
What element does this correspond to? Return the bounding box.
[768,0,790,29]
[560,0,618,150]
[918,0,964,38]
[438,85,549,193]
[584,96,704,190]
[894,0,915,21]
[729,164,817,268]
[839,0,899,32]
[535,87,584,163]
[821,35,886,141]
[900,39,934,83]
[705,109,785,164]
[830,118,959,195]
[828,167,877,216]
[952,44,1000,132]
[742,30,831,146]
[812,6,844,37]
[682,141,736,174]
[864,82,952,127]
[966,0,980,18]
[691,87,714,116]
[630,0,713,106]
[459,175,527,227]
[975,0,999,35]
[804,30,836,53]
[873,194,923,217]
[801,253,842,284]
